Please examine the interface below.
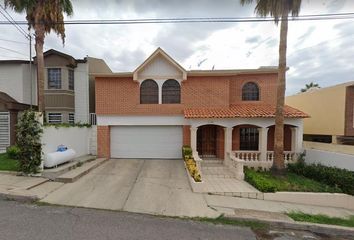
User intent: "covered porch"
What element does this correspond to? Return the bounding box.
[191,121,302,167]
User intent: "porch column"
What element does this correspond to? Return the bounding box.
[224,127,233,166]
[291,127,300,152]
[190,127,200,160]
[258,127,269,161]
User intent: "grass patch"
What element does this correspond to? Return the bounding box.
[0,153,19,171]
[245,168,342,193]
[287,212,354,228]
[195,215,268,230]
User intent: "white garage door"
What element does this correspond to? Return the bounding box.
[110,126,183,159]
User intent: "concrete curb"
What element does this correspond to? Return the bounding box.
[225,215,354,237]
[0,192,39,203]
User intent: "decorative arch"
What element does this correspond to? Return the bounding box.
[242,82,260,101]
[140,79,158,104]
[162,79,181,104]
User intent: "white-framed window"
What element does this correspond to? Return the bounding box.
[68,69,74,90]
[48,113,62,124]
[69,113,75,124]
[48,68,61,89]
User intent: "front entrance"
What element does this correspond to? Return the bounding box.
[197,125,217,158]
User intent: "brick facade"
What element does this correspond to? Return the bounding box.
[95,73,278,115]
[97,126,110,158]
[183,125,191,146]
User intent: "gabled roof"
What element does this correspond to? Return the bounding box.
[184,104,309,119]
[133,47,187,81]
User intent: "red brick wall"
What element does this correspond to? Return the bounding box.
[181,76,229,108]
[229,74,277,105]
[97,126,110,158]
[95,73,278,115]
[183,125,191,146]
[267,125,292,151]
[232,127,240,151]
[216,127,225,159]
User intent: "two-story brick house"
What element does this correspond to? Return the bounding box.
[95,48,307,164]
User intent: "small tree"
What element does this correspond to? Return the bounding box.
[16,110,43,174]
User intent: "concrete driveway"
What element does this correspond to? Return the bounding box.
[41,159,218,218]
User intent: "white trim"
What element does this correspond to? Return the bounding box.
[97,115,186,126]
[189,118,303,128]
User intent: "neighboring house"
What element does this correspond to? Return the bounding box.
[0,92,31,152]
[36,49,112,124]
[95,48,307,161]
[286,81,354,145]
[0,49,112,151]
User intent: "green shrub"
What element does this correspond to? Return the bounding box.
[244,167,342,193]
[244,168,277,192]
[288,162,354,195]
[16,110,43,174]
[6,145,20,159]
[182,145,193,159]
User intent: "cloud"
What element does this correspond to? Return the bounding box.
[0,0,353,95]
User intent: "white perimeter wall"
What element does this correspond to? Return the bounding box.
[42,126,95,157]
[74,63,90,123]
[305,149,354,171]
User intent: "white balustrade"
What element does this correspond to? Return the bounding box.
[231,150,298,170]
[234,151,261,162]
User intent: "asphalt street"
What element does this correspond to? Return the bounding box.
[0,200,351,240]
[0,200,256,240]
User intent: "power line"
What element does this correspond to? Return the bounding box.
[0,12,353,25]
[0,46,29,57]
[0,37,28,45]
[0,5,28,38]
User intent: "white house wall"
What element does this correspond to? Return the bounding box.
[0,64,25,103]
[74,63,90,123]
[22,63,37,105]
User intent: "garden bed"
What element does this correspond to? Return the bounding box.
[0,153,19,172]
[244,168,342,193]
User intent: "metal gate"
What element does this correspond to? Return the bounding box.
[0,112,10,153]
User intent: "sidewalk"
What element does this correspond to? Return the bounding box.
[0,173,63,201]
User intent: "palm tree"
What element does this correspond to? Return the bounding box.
[5,0,73,112]
[240,0,302,174]
[301,82,320,92]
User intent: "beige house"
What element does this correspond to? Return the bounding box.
[286,81,354,145]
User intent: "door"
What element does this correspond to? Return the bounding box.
[110,126,183,159]
[197,125,217,157]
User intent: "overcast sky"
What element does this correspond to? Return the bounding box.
[0,0,353,95]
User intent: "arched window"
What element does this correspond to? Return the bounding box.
[242,82,259,101]
[140,79,158,104]
[162,79,181,104]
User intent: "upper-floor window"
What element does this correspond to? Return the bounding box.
[242,82,259,101]
[140,79,158,104]
[162,79,180,104]
[68,69,74,90]
[48,68,61,89]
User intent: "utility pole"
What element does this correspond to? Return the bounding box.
[29,29,33,108]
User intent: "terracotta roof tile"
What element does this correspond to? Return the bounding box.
[184,103,309,118]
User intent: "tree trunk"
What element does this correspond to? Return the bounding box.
[34,24,45,113]
[271,6,288,175]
